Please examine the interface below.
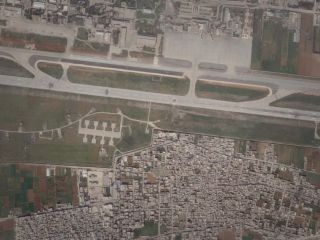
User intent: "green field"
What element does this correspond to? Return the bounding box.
[234,140,247,155]
[27,144,100,166]
[0,87,152,166]
[137,0,158,9]
[129,51,155,59]
[0,92,69,131]
[152,107,318,147]
[275,145,305,169]
[251,12,299,74]
[67,66,190,96]
[117,120,152,152]
[135,20,156,35]
[0,19,7,26]
[0,88,151,131]
[0,86,319,168]
[251,10,264,69]
[271,93,320,112]
[0,133,111,167]
[242,229,263,240]
[3,141,97,168]
[242,236,253,240]
[306,172,320,188]
[314,26,320,53]
[73,39,110,55]
[0,164,78,218]
[38,62,63,79]
[134,221,166,238]
[76,27,89,41]
[0,219,15,240]
[0,230,14,240]
[0,57,34,78]
[195,80,269,102]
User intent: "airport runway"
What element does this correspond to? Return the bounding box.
[1,46,320,124]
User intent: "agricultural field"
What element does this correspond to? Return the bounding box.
[195,80,269,102]
[306,172,320,188]
[0,57,34,78]
[251,10,264,69]
[0,218,14,240]
[314,26,320,53]
[275,145,305,169]
[251,10,299,74]
[252,11,320,77]
[305,148,320,174]
[270,93,320,112]
[67,66,190,96]
[0,29,67,53]
[297,14,320,77]
[37,62,63,79]
[0,164,78,218]
[236,140,320,189]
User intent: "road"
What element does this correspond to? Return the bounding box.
[1,46,320,125]
[205,0,319,15]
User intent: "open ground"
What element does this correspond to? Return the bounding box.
[195,79,270,102]
[0,87,158,167]
[271,93,320,112]
[37,62,63,79]
[67,65,190,96]
[0,86,318,169]
[0,57,34,78]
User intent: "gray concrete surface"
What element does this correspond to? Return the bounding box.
[163,32,252,73]
[1,46,320,124]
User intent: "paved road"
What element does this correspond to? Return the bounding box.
[1,46,320,124]
[208,0,318,14]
